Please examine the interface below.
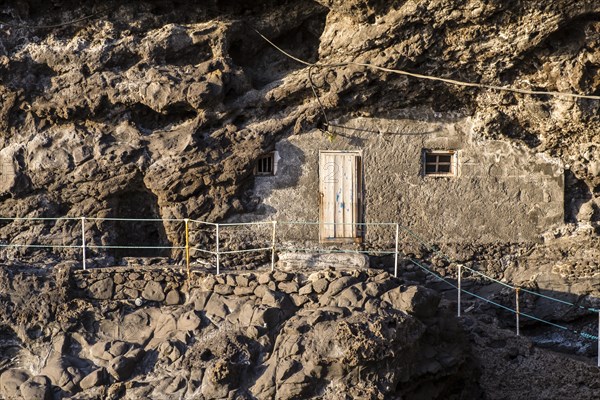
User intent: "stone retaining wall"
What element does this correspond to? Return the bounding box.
[72,267,189,304]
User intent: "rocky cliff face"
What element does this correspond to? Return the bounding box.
[1,1,600,399]
[1,0,599,235]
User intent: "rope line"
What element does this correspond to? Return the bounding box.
[190,247,217,255]
[407,258,598,341]
[0,244,81,249]
[86,217,186,222]
[86,245,185,250]
[0,217,81,221]
[463,265,514,289]
[518,286,595,311]
[398,223,598,313]
[217,247,272,255]
[0,6,112,29]
[408,258,458,289]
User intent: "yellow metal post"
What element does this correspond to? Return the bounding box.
[516,287,521,336]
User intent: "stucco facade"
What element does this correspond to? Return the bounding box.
[241,114,564,246]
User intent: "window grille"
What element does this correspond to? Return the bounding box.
[423,150,456,176]
[255,153,275,175]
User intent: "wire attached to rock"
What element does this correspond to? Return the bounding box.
[254,29,600,101]
[0,5,113,30]
[254,28,600,139]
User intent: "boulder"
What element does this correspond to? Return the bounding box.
[142,281,165,302]
[261,289,295,311]
[204,294,229,320]
[19,376,52,400]
[107,350,143,382]
[236,274,255,287]
[177,310,202,331]
[273,271,293,282]
[79,368,107,390]
[252,307,283,329]
[120,310,154,344]
[382,285,440,318]
[0,369,30,399]
[278,281,300,294]
[312,279,329,294]
[214,284,234,295]
[257,273,272,285]
[158,340,183,364]
[298,283,313,295]
[154,313,178,339]
[88,278,114,300]
[165,289,181,305]
[191,289,211,310]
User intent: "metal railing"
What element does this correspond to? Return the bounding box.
[0,215,597,366]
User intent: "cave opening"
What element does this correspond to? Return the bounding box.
[107,186,170,260]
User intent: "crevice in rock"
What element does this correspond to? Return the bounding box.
[128,102,198,133]
[103,48,142,71]
[564,170,593,223]
[163,41,212,66]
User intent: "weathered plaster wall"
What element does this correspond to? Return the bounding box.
[243,113,564,245]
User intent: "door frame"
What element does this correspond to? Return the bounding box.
[318,150,364,243]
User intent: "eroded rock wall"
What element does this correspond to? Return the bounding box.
[0,0,599,253]
[0,265,479,399]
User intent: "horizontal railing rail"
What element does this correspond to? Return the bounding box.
[0,215,597,365]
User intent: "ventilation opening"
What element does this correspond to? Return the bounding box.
[254,152,277,176]
[106,187,170,260]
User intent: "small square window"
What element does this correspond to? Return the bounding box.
[255,153,276,176]
[423,150,456,177]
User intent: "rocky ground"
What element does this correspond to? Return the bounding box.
[0,262,597,399]
[0,264,479,399]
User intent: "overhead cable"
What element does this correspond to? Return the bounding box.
[254,29,600,101]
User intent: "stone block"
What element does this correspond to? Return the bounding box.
[142,281,165,302]
[165,290,181,305]
[88,278,114,300]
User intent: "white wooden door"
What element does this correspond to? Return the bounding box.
[319,151,362,241]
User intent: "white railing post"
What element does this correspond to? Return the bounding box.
[394,223,399,278]
[184,219,190,280]
[457,264,462,317]
[515,287,520,336]
[81,216,87,270]
[271,221,277,272]
[215,223,220,275]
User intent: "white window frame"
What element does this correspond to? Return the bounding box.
[254,152,278,176]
